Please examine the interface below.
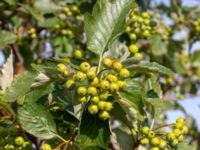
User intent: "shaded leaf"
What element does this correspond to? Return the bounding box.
[0,31,17,47]
[85,0,132,55]
[0,99,16,117]
[18,102,57,139]
[177,142,196,150]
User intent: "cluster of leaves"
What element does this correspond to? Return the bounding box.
[0,0,199,150]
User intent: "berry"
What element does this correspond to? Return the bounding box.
[63,70,70,77]
[88,105,98,114]
[100,80,110,90]
[31,33,37,39]
[74,50,83,59]
[167,132,175,141]
[176,117,185,125]
[41,143,52,150]
[98,101,106,110]
[173,129,181,137]
[113,62,123,71]
[143,30,150,37]
[74,72,86,81]
[105,102,113,111]
[141,126,150,135]
[129,44,139,54]
[140,137,149,145]
[15,136,24,146]
[182,126,188,135]
[87,86,97,96]
[119,68,130,78]
[148,131,155,138]
[151,137,160,146]
[5,145,15,150]
[150,147,159,150]
[86,69,96,80]
[65,79,75,89]
[22,142,30,148]
[57,63,67,73]
[110,82,119,92]
[91,96,100,104]
[77,87,87,96]
[129,33,137,40]
[91,77,99,86]
[117,80,126,89]
[99,111,110,120]
[134,52,143,60]
[99,92,109,100]
[80,97,87,103]
[55,24,60,29]
[159,140,167,149]
[103,58,112,68]
[80,62,91,72]
[174,122,182,129]
[178,135,184,142]
[107,74,118,82]
[171,139,178,147]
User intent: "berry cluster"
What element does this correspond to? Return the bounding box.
[137,118,188,150]
[27,27,37,39]
[58,58,130,120]
[4,136,31,150]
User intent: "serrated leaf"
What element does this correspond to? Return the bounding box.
[77,111,111,149]
[0,31,17,47]
[3,71,38,102]
[177,143,196,150]
[18,102,57,139]
[149,34,167,56]
[0,51,13,91]
[105,38,130,61]
[85,0,132,55]
[126,61,173,75]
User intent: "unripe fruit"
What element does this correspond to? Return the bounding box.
[98,101,106,110]
[100,80,110,90]
[91,77,99,86]
[99,92,109,100]
[63,70,70,77]
[178,135,183,142]
[140,137,149,145]
[15,136,24,146]
[110,82,119,92]
[72,5,78,12]
[5,144,15,150]
[41,143,52,150]
[99,111,110,120]
[148,131,155,138]
[174,122,182,129]
[182,126,188,135]
[126,26,131,32]
[173,129,181,137]
[119,68,130,78]
[176,117,185,125]
[80,62,91,72]
[87,86,97,96]
[77,87,87,96]
[87,69,96,80]
[144,19,150,25]
[22,141,30,148]
[80,97,87,103]
[167,132,175,141]
[141,126,150,135]
[129,33,137,40]
[113,62,123,71]
[74,72,86,81]
[159,140,167,149]
[88,105,98,114]
[171,139,178,147]
[141,12,149,19]
[57,63,67,72]
[74,50,83,59]
[150,147,159,150]
[105,102,113,111]
[151,137,160,146]
[65,79,75,89]
[107,74,118,82]
[103,58,112,68]
[134,52,143,60]
[91,96,99,104]
[131,128,137,136]
[117,80,126,89]
[143,30,150,37]
[31,33,37,39]
[55,24,60,29]
[28,28,35,34]
[129,44,139,54]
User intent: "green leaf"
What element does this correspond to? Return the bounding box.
[18,102,57,139]
[177,143,196,150]
[191,50,200,67]
[0,99,16,117]
[149,35,167,56]
[126,61,173,76]
[34,0,61,13]
[0,51,13,91]
[3,71,38,102]
[0,31,17,47]
[77,111,111,149]
[119,79,146,121]
[85,0,132,55]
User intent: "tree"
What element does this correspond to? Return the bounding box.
[0,0,199,149]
